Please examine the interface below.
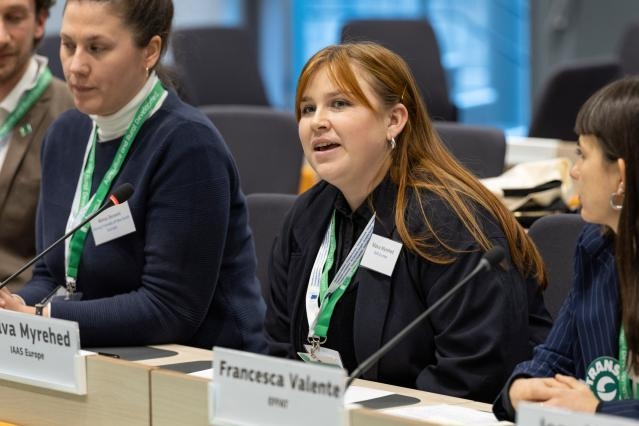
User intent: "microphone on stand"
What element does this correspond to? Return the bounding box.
[346,246,506,387]
[0,183,135,291]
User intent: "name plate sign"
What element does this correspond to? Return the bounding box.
[210,347,346,426]
[0,309,87,394]
[518,402,639,426]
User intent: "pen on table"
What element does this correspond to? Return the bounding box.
[97,352,120,359]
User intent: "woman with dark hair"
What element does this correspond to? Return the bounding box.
[264,42,552,402]
[493,76,639,420]
[0,0,266,352]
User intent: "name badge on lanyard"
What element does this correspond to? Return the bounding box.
[302,211,376,361]
[299,345,344,367]
[360,234,402,276]
[90,201,136,246]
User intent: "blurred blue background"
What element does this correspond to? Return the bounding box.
[44,0,638,136]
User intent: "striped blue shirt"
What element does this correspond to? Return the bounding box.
[494,224,639,419]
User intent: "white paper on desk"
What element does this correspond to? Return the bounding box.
[188,368,213,379]
[344,385,393,405]
[385,404,504,425]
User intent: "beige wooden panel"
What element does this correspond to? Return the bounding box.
[151,369,209,426]
[350,408,441,426]
[0,355,151,426]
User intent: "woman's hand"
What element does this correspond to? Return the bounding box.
[541,374,599,413]
[509,376,570,408]
[0,288,35,314]
[510,374,599,414]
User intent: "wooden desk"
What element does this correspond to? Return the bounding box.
[349,379,493,410]
[0,344,212,426]
[0,344,500,425]
[150,370,498,426]
[145,346,499,426]
[347,379,495,425]
[136,344,213,367]
[0,355,152,426]
[131,344,211,426]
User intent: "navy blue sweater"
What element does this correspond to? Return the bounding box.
[18,92,267,352]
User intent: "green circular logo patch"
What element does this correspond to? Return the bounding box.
[585,356,620,401]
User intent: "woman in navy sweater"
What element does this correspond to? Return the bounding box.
[0,0,266,352]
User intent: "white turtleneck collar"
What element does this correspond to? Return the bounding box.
[90,72,166,142]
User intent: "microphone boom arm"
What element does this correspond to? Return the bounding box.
[346,245,504,387]
[0,183,134,291]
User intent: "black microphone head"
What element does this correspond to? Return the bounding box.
[483,246,505,269]
[111,183,134,204]
[101,183,134,210]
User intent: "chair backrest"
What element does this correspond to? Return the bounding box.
[527,213,586,320]
[171,27,269,106]
[246,193,297,298]
[528,59,621,141]
[37,35,64,80]
[201,105,303,194]
[433,122,506,178]
[619,20,639,75]
[341,19,457,121]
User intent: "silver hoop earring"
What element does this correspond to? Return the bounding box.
[389,137,396,150]
[610,191,624,211]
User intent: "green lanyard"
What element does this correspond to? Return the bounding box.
[311,212,375,338]
[618,327,639,399]
[0,67,52,139]
[65,80,166,292]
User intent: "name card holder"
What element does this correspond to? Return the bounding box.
[518,402,639,426]
[0,309,87,394]
[209,347,346,426]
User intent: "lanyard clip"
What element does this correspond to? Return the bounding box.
[307,335,326,358]
[65,278,76,299]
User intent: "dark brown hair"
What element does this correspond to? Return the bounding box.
[575,76,639,373]
[35,0,56,14]
[296,42,546,285]
[32,0,56,47]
